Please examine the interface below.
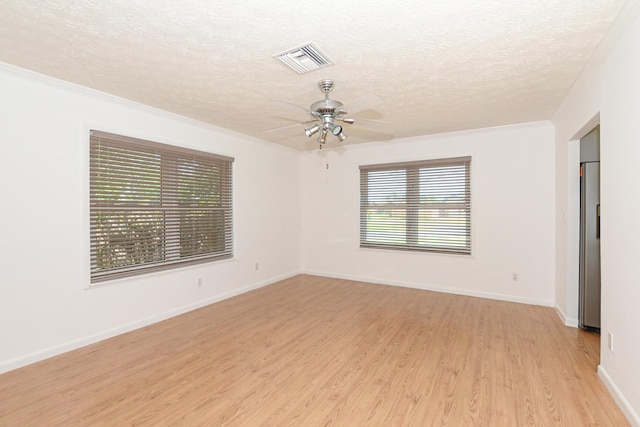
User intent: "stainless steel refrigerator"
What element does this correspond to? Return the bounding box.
[579,126,601,331]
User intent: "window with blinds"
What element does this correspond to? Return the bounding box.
[90,130,233,283]
[360,157,471,254]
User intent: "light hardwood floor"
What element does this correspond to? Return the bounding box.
[0,275,629,426]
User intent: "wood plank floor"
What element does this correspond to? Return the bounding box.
[0,275,629,426]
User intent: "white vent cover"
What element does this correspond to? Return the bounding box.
[274,43,333,74]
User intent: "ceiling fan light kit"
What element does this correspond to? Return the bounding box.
[305,124,320,137]
[318,128,329,145]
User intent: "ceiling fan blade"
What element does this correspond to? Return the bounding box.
[270,100,310,116]
[343,127,395,142]
[342,94,384,115]
[345,117,390,131]
[265,122,302,133]
[265,119,319,133]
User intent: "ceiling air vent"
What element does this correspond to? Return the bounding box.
[274,43,333,74]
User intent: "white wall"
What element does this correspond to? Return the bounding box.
[301,122,556,306]
[0,64,301,373]
[2,8,638,420]
[552,1,640,423]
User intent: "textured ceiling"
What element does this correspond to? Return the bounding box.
[0,0,626,150]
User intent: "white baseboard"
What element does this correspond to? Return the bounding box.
[554,304,579,327]
[0,272,298,375]
[303,270,555,307]
[598,365,640,427]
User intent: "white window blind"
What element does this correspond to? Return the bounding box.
[360,157,471,254]
[90,130,233,283]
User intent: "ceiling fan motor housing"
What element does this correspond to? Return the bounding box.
[310,99,343,116]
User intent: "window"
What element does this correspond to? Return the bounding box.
[90,130,233,283]
[360,157,471,254]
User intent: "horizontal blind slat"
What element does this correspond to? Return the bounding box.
[360,157,471,254]
[90,130,234,283]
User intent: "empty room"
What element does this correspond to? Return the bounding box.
[1,1,639,426]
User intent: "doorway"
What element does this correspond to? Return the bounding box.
[578,125,601,332]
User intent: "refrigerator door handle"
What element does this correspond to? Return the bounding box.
[596,204,601,240]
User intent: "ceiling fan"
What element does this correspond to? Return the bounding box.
[269,79,385,149]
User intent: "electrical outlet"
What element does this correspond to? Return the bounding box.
[608,332,614,352]
[255,262,259,271]
[512,273,518,282]
[197,277,202,287]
